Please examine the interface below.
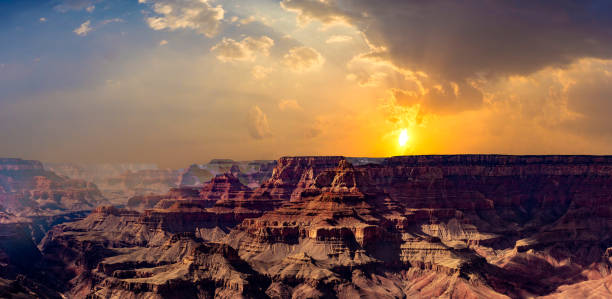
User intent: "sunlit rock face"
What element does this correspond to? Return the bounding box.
[23,155,612,298]
[253,156,345,201]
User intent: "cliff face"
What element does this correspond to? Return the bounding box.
[252,156,345,201]
[127,173,251,210]
[0,159,107,217]
[0,158,56,193]
[128,173,280,235]
[36,155,612,298]
[0,160,100,298]
[0,159,108,297]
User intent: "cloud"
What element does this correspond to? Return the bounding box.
[72,19,122,37]
[278,99,302,111]
[54,0,97,12]
[563,60,612,137]
[283,46,324,72]
[346,53,415,88]
[251,65,272,80]
[391,81,482,114]
[210,36,274,62]
[326,35,352,43]
[140,0,224,37]
[346,53,484,113]
[461,58,612,141]
[280,0,353,25]
[100,18,123,25]
[282,0,612,81]
[239,16,257,25]
[247,105,271,139]
[303,116,329,138]
[74,20,92,36]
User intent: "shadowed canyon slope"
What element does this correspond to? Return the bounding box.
[3,155,612,298]
[0,158,110,298]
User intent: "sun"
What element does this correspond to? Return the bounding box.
[398,129,410,147]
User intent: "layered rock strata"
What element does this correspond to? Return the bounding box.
[35,155,612,298]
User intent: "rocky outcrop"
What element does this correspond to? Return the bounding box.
[251,156,345,201]
[40,207,269,298]
[0,158,107,217]
[127,173,251,210]
[229,159,392,263]
[32,155,612,298]
[134,173,281,235]
[198,174,253,201]
[89,241,270,299]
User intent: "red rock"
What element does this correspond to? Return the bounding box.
[199,174,252,201]
[31,155,612,298]
[252,156,345,201]
[0,158,107,217]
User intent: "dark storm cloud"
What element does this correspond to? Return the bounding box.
[282,0,612,80]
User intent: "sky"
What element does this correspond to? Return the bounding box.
[1,0,612,168]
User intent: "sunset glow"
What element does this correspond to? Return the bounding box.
[3,2,612,298]
[0,1,611,167]
[398,129,409,147]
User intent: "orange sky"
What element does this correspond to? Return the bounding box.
[1,0,611,168]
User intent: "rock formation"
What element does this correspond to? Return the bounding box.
[1,158,107,217]
[179,159,276,189]
[0,158,109,298]
[20,155,612,297]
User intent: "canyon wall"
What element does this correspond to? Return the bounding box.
[26,155,612,298]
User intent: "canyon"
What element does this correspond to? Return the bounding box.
[46,159,276,205]
[2,155,612,298]
[0,158,108,298]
